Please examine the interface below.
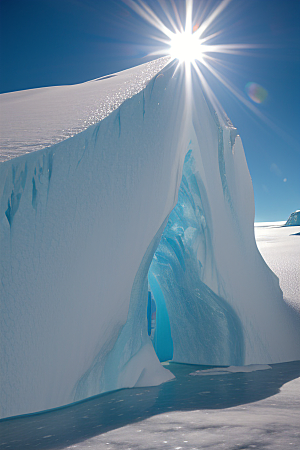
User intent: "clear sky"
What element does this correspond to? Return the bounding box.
[0,0,299,221]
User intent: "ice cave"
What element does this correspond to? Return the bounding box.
[1,58,300,420]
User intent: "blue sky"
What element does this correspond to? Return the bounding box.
[0,0,299,221]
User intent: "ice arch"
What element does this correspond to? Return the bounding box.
[1,59,300,419]
[149,149,244,366]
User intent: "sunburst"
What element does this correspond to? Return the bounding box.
[122,0,273,127]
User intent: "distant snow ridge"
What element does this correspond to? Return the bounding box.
[285,210,300,227]
[1,58,300,419]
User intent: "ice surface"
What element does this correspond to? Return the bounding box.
[1,58,300,419]
[285,210,300,226]
[1,360,300,450]
[149,150,244,366]
[190,364,272,376]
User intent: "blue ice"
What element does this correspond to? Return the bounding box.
[148,149,245,366]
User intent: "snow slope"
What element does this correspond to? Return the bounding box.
[1,58,300,419]
[255,222,300,312]
[0,57,170,162]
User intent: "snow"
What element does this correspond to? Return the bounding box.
[1,359,300,449]
[88,374,300,450]
[119,343,175,389]
[255,222,300,312]
[0,57,170,162]
[1,58,300,420]
[254,220,285,227]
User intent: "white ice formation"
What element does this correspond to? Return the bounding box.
[1,57,300,419]
[285,210,300,227]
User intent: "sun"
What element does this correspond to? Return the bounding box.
[123,0,234,70]
[168,31,204,64]
[123,0,265,124]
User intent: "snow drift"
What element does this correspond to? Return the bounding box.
[1,58,300,419]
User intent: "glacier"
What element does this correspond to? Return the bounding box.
[1,57,300,420]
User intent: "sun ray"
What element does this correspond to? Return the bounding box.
[123,0,174,39]
[158,0,180,33]
[201,53,247,76]
[122,0,256,66]
[198,30,224,45]
[201,58,264,112]
[198,57,279,133]
[193,0,212,31]
[193,0,232,39]
[200,43,265,55]
[122,0,280,137]
[185,0,193,35]
[191,60,227,123]
[170,0,184,33]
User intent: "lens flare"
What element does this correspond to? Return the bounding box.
[245,82,268,104]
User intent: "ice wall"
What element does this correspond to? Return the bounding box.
[1,59,300,419]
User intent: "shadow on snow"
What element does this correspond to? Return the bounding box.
[1,360,300,449]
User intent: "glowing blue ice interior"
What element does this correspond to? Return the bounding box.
[74,147,245,402]
[148,148,245,365]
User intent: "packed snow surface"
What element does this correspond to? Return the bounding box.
[0,57,170,162]
[1,57,300,419]
[255,222,300,312]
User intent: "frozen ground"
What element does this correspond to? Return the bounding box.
[0,360,299,450]
[255,222,300,313]
[1,221,299,449]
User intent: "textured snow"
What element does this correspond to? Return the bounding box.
[77,373,300,450]
[0,57,170,162]
[255,222,300,312]
[1,58,300,420]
